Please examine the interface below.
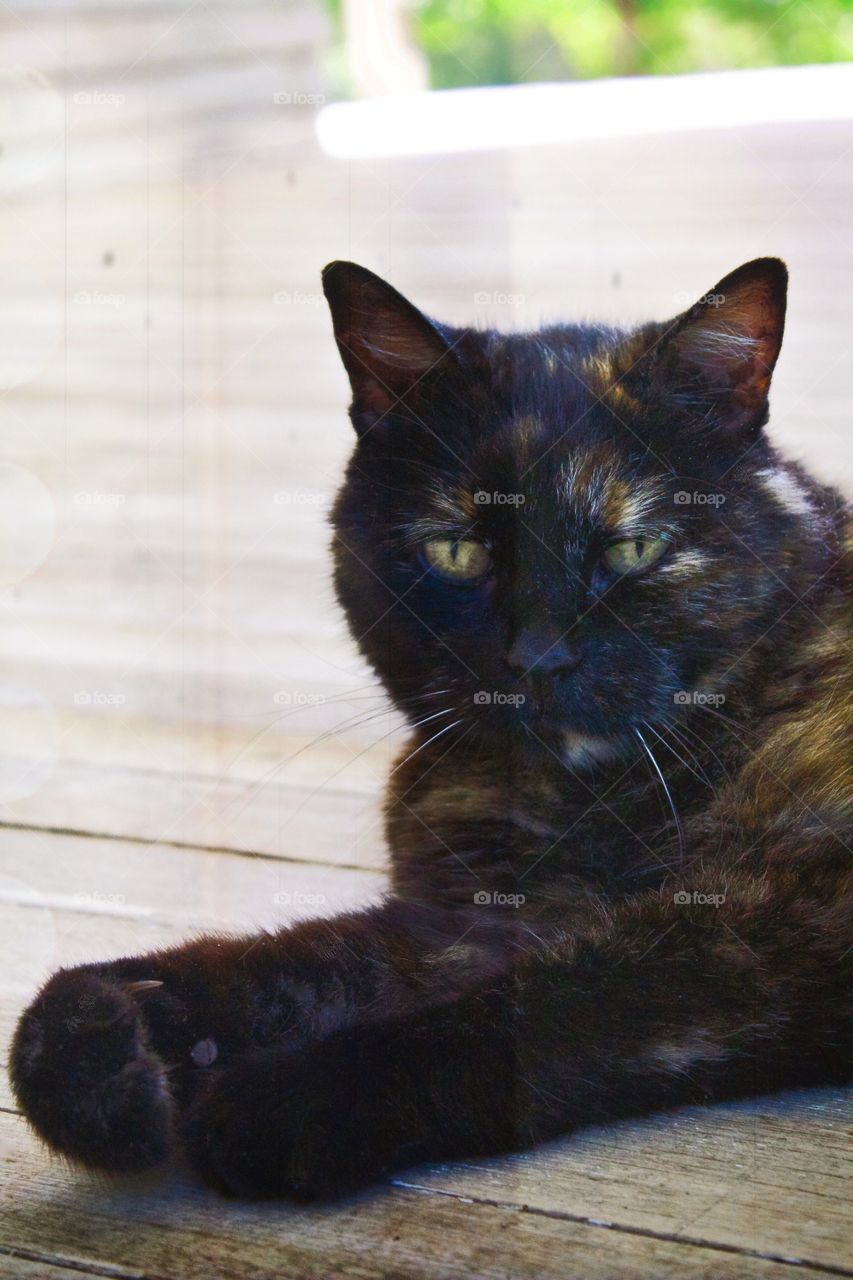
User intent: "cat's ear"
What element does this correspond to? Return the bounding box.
[648,258,787,437]
[322,261,456,435]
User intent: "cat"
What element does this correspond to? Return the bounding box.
[10,257,851,1199]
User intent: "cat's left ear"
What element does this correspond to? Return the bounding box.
[322,260,457,435]
[647,257,787,438]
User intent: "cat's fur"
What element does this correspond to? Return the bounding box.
[10,258,852,1199]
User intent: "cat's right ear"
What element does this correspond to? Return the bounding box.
[636,257,788,441]
[322,261,456,435]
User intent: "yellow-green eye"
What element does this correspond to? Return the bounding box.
[421,537,492,582]
[601,535,670,576]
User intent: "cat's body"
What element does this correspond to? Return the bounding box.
[11,258,851,1198]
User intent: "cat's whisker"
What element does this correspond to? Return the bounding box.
[216,702,420,817]
[279,708,461,831]
[219,691,460,821]
[389,715,464,776]
[402,706,459,732]
[634,726,686,865]
[692,702,762,740]
[219,689,396,780]
[643,720,710,790]
[663,720,712,777]
[648,717,735,858]
[234,686,390,722]
[672,719,734,788]
[667,719,739,859]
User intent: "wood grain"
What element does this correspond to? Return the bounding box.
[0,1111,847,1280]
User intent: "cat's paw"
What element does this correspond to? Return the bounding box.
[10,968,174,1172]
[184,1039,401,1200]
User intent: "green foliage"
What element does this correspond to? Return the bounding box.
[409,0,853,88]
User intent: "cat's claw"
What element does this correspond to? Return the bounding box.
[10,969,174,1172]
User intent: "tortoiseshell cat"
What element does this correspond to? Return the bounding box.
[11,258,851,1199]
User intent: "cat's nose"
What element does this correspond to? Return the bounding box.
[506,630,583,680]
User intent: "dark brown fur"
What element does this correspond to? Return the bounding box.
[10,258,852,1199]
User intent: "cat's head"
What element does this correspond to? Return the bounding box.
[323,257,815,766]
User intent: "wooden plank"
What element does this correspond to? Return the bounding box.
[0,1255,132,1280]
[0,1112,842,1280]
[0,825,385,940]
[1,758,391,870]
[396,1089,853,1274]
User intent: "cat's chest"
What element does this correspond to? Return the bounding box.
[387,756,687,901]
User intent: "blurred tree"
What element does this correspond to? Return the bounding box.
[400,0,853,87]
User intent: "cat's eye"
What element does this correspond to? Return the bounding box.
[420,537,492,583]
[601,535,670,576]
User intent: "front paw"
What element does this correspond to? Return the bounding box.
[184,1037,413,1200]
[10,968,174,1172]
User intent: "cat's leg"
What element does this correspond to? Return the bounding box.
[10,899,505,1172]
[185,867,850,1198]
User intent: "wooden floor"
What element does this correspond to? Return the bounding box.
[0,5,851,1277]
